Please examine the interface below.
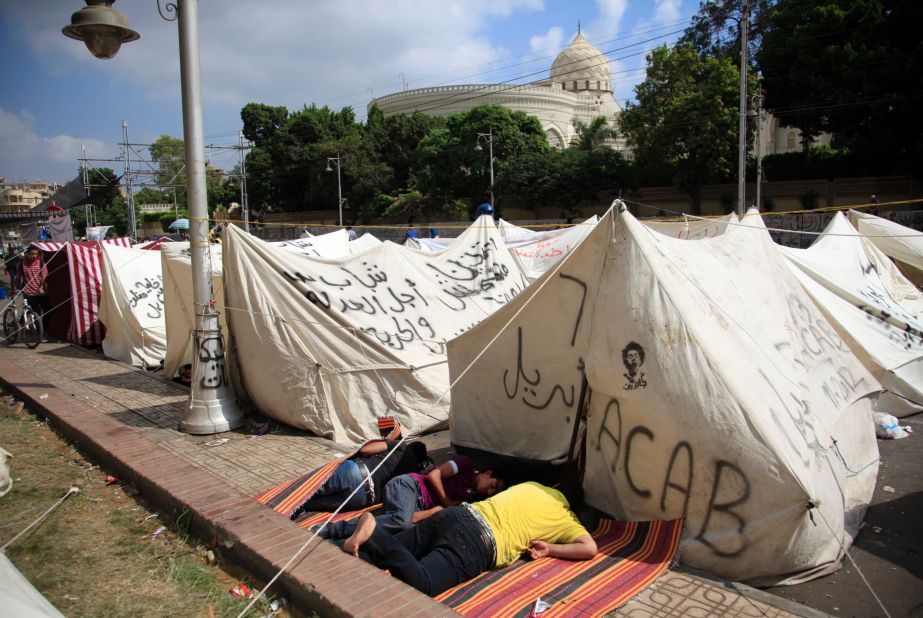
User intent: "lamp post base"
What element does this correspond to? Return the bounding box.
[180,390,244,434]
[178,310,245,435]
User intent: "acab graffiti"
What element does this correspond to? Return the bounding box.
[594,398,751,558]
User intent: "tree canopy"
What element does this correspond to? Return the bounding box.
[620,44,754,214]
[756,0,923,172]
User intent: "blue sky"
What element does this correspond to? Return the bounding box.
[0,0,693,184]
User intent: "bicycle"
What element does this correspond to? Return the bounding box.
[3,296,43,349]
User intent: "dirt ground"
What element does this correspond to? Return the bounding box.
[0,393,304,618]
[768,412,923,618]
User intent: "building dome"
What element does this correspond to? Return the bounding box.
[550,33,611,92]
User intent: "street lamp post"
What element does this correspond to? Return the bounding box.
[475,130,495,206]
[63,0,243,434]
[325,154,345,227]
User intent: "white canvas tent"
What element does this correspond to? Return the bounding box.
[848,209,923,286]
[410,217,600,281]
[502,216,599,280]
[221,215,527,443]
[778,212,923,416]
[642,213,738,239]
[98,243,167,367]
[160,230,367,379]
[448,205,879,584]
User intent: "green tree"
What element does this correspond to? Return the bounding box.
[500,147,632,214]
[680,0,772,60]
[69,167,129,237]
[366,105,444,191]
[133,186,167,204]
[241,103,288,148]
[414,104,550,216]
[756,0,923,172]
[150,134,187,208]
[619,44,753,215]
[570,116,617,150]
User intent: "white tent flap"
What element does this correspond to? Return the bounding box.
[98,243,167,367]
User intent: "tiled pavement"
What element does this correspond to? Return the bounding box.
[0,343,823,618]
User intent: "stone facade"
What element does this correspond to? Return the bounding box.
[370,33,629,152]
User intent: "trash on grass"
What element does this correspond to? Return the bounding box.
[105,475,118,485]
[152,525,167,539]
[230,582,253,599]
[268,597,288,614]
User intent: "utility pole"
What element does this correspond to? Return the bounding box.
[753,93,764,211]
[238,131,250,233]
[81,144,94,229]
[122,120,138,240]
[737,0,749,216]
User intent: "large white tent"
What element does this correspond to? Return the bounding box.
[642,213,738,239]
[778,212,923,416]
[221,216,527,443]
[98,243,167,367]
[501,216,599,280]
[448,205,879,584]
[848,209,923,286]
[409,217,600,281]
[160,230,377,379]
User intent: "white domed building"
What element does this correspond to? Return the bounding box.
[369,33,629,152]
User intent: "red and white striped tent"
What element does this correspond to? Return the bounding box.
[33,238,132,345]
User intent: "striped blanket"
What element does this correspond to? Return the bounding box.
[436,518,682,617]
[255,418,400,522]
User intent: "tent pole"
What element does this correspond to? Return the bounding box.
[563,373,589,477]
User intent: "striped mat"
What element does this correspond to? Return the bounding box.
[255,418,401,521]
[436,518,683,617]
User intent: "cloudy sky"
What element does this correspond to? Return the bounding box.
[0,0,692,184]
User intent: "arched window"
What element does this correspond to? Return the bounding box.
[585,80,590,89]
[596,80,600,90]
[573,81,577,90]
[787,131,797,151]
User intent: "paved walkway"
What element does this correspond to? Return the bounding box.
[0,343,820,617]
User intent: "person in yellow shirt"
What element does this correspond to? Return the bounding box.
[338,481,597,596]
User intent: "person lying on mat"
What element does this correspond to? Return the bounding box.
[318,454,504,538]
[336,481,597,596]
[291,440,429,518]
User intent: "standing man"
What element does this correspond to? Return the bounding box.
[15,247,49,321]
[404,224,418,244]
[5,244,20,289]
[339,481,596,596]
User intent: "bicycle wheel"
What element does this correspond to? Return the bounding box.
[22,309,42,349]
[2,306,17,345]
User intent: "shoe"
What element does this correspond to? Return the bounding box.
[309,523,331,539]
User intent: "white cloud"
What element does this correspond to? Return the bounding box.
[529,26,564,53]
[0,107,117,183]
[655,0,683,23]
[589,0,629,38]
[4,1,547,124]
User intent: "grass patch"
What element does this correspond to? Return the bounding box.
[0,393,303,617]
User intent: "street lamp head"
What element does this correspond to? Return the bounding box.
[62,0,139,60]
[325,164,332,172]
[473,142,483,152]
